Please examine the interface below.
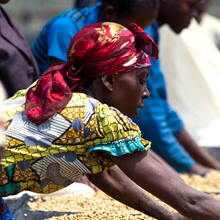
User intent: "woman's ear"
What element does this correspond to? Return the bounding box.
[101,75,115,92]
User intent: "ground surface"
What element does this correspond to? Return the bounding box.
[4,170,220,220]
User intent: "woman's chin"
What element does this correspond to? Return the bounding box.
[130,110,139,120]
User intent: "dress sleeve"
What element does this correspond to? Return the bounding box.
[87,104,151,156]
[46,18,78,62]
[82,103,150,174]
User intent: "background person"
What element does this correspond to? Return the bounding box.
[195,0,220,49]
[134,0,220,174]
[0,0,39,98]
[158,0,220,152]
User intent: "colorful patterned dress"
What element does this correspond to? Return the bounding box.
[0,89,150,197]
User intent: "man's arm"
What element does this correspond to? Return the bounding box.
[161,86,220,171]
[177,128,220,170]
[87,165,188,220]
[162,98,212,174]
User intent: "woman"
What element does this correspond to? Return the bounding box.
[1,22,220,220]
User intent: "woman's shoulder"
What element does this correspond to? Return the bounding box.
[64,93,140,133]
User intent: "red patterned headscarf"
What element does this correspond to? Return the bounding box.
[25,22,159,125]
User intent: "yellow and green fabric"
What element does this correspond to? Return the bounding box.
[0,90,150,196]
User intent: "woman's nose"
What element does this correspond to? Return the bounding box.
[143,86,150,99]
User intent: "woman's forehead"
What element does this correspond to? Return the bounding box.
[136,67,150,75]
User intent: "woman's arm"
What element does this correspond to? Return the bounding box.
[148,149,181,179]
[108,150,220,219]
[87,165,188,220]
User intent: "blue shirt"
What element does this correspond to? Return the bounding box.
[134,21,195,172]
[31,2,101,75]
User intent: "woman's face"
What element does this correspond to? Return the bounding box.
[106,67,150,119]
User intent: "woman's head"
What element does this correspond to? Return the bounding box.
[25,22,158,124]
[65,22,158,92]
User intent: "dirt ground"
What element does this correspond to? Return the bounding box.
[5,170,220,220]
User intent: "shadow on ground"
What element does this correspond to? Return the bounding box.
[5,193,81,220]
[14,210,79,220]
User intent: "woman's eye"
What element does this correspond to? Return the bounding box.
[140,79,147,85]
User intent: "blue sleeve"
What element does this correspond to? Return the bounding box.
[145,23,184,135]
[133,23,195,172]
[46,18,78,62]
[133,75,195,172]
[163,99,184,136]
[153,66,184,136]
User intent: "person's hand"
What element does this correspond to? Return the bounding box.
[187,163,210,175]
[209,159,220,171]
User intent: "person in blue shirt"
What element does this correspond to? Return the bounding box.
[31,0,158,76]
[134,0,220,174]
